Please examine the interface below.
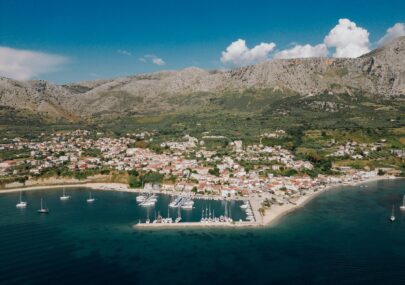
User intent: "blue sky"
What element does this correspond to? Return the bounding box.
[0,0,404,83]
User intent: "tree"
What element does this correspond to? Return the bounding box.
[208,167,220,177]
[128,175,142,188]
[377,169,385,176]
[258,207,265,224]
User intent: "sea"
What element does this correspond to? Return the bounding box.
[0,178,404,285]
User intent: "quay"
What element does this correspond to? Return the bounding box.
[134,221,259,228]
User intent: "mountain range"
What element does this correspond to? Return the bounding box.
[0,37,404,129]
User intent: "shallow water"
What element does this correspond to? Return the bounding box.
[0,179,404,284]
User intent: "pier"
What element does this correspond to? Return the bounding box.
[134,221,259,228]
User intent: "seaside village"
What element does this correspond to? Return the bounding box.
[0,130,399,225]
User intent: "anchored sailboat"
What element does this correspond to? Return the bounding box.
[60,187,70,200]
[37,198,49,214]
[390,205,395,222]
[400,195,405,211]
[16,191,27,208]
[86,192,95,203]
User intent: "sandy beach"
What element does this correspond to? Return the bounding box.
[255,175,400,227]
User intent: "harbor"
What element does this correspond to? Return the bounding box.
[134,193,253,227]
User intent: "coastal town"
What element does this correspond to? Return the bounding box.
[0,129,402,226]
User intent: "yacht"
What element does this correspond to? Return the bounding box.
[140,194,157,206]
[390,205,395,222]
[86,192,95,203]
[175,207,182,223]
[153,212,163,223]
[16,191,27,208]
[136,195,146,203]
[37,198,49,214]
[60,188,70,200]
[181,198,194,209]
[169,196,183,208]
[400,195,405,211]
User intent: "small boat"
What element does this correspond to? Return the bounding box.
[169,196,183,208]
[60,188,70,200]
[136,195,146,203]
[181,198,194,209]
[400,195,405,211]
[390,205,395,222]
[37,198,49,214]
[16,191,27,208]
[175,207,182,223]
[86,192,95,203]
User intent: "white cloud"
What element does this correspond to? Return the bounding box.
[220,39,276,66]
[0,46,68,80]
[151,57,165,66]
[139,54,166,65]
[117,49,132,56]
[378,23,405,46]
[324,18,370,58]
[274,44,328,59]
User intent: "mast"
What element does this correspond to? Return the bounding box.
[20,191,22,203]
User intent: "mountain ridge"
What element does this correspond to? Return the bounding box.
[0,37,404,122]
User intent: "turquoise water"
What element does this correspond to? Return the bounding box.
[0,179,404,284]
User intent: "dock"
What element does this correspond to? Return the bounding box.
[134,221,259,229]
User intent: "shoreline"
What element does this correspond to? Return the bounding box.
[258,175,401,227]
[1,176,401,229]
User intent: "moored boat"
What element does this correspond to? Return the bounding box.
[60,187,70,200]
[400,195,405,211]
[87,192,95,203]
[37,198,49,214]
[16,191,27,208]
[390,205,395,222]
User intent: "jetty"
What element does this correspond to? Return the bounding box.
[134,221,258,228]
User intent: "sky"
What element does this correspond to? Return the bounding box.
[0,0,404,83]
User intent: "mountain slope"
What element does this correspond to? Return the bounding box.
[0,37,404,122]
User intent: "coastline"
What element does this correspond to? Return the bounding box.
[258,175,401,227]
[1,176,401,229]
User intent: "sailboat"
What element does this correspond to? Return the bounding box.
[60,187,70,200]
[37,198,49,214]
[86,192,95,203]
[145,207,150,224]
[400,195,405,211]
[16,191,27,208]
[175,206,182,223]
[390,205,395,222]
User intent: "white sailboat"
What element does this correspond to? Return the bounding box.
[86,192,95,203]
[400,195,405,211]
[390,205,395,222]
[60,187,70,200]
[16,191,27,208]
[175,206,182,223]
[37,198,49,214]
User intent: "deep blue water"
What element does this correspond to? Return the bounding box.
[0,179,404,285]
